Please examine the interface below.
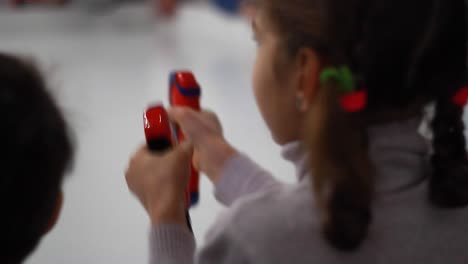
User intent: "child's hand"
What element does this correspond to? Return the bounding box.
[125,142,192,227]
[168,107,237,184]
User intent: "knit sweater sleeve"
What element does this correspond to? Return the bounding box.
[150,224,196,264]
[149,153,278,264]
[149,204,255,264]
[149,205,253,264]
[214,153,281,206]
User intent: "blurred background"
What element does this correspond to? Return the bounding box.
[0,1,295,263]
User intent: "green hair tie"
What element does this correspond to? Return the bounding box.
[320,66,355,93]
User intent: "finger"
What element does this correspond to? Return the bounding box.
[124,167,130,184]
[192,150,201,171]
[125,162,136,190]
[135,144,149,157]
[168,107,204,141]
[167,107,197,125]
[129,145,142,164]
[201,110,223,134]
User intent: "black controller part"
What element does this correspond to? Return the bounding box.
[147,138,173,152]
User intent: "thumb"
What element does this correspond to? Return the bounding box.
[167,107,194,126]
[167,107,202,140]
[171,141,194,163]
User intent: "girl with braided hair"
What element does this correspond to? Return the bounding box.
[125,0,468,262]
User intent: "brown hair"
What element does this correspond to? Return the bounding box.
[253,0,468,251]
[0,53,74,263]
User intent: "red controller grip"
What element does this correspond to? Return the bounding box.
[169,71,201,207]
[144,104,174,152]
[143,104,189,205]
[143,104,193,232]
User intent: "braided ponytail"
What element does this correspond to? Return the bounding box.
[406,0,468,208]
[305,78,372,251]
[309,0,374,251]
[430,97,468,207]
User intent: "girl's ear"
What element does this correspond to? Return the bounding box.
[295,47,322,112]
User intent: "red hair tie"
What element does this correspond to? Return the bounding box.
[340,90,367,113]
[452,87,468,107]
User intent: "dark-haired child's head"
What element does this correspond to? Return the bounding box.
[0,53,73,263]
[249,0,468,251]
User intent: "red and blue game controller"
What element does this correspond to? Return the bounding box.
[169,71,201,207]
